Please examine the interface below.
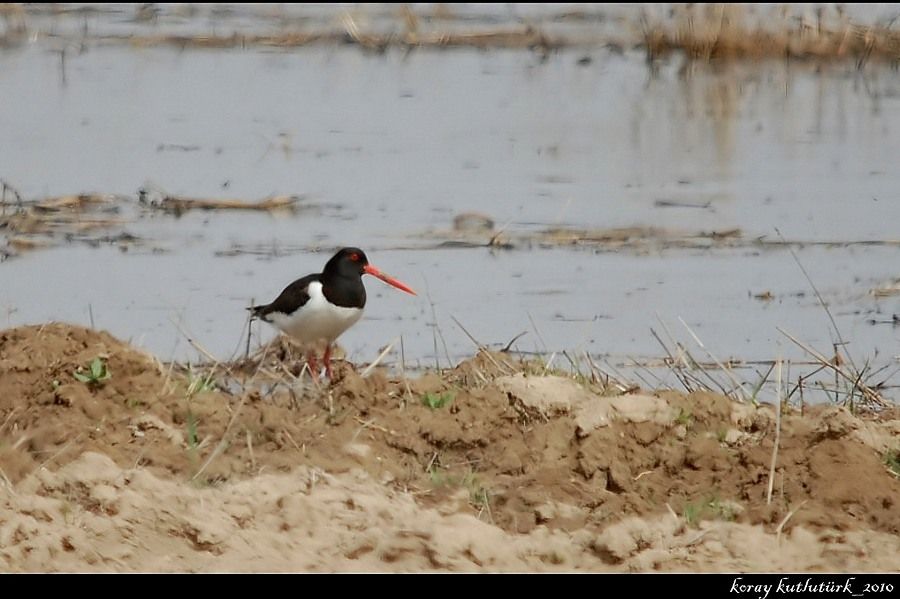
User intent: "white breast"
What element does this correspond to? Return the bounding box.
[266,281,364,346]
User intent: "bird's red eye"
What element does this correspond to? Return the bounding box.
[350,253,359,262]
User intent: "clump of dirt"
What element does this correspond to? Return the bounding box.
[1,323,899,572]
[5,450,899,572]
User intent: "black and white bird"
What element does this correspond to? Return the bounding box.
[249,247,416,379]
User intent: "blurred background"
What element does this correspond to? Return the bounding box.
[1,4,900,398]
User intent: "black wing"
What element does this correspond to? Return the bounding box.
[247,274,319,322]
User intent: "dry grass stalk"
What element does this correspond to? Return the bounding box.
[30,193,118,212]
[766,358,782,506]
[38,432,85,471]
[582,350,630,392]
[626,355,667,390]
[169,317,228,374]
[450,315,513,375]
[679,317,749,402]
[600,358,640,394]
[352,417,394,438]
[245,429,256,472]
[650,327,694,393]
[777,327,887,408]
[191,396,246,483]
[0,407,20,436]
[154,194,300,215]
[0,179,24,205]
[775,500,808,543]
[0,466,16,495]
[360,338,398,378]
[652,315,735,398]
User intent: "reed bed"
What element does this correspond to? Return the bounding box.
[641,4,900,65]
[3,4,900,64]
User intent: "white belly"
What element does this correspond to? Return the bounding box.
[266,281,363,346]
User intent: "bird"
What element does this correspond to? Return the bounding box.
[248,247,416,380]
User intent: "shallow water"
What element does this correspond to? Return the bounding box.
[2,6,900,399]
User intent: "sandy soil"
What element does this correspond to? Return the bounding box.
[1,323,898,572]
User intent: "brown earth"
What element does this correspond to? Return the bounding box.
[1,323,898,572]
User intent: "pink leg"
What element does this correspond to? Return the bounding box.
[306,351,320,382]
[324,344,334,380]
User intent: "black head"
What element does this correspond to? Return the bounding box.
[323,247,369,279]
[322,246,417,296]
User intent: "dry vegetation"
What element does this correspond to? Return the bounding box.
[2,4,900,63]
[1,323,899,571]
[0,184,309,258]
[642,4,900,65]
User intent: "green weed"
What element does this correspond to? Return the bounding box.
[883,449,900,477]
[186,368,216,397]
[682,494,740,527]
[73,357,111,387]
[675,408,694,428]
[422,391,454,409]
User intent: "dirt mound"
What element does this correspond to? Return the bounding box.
[4,450,899,573]
[1,323,899,572]
[5,451,592,572]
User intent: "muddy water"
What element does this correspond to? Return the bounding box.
[2,13,900,394]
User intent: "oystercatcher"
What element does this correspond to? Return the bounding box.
[248,247,416,380]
